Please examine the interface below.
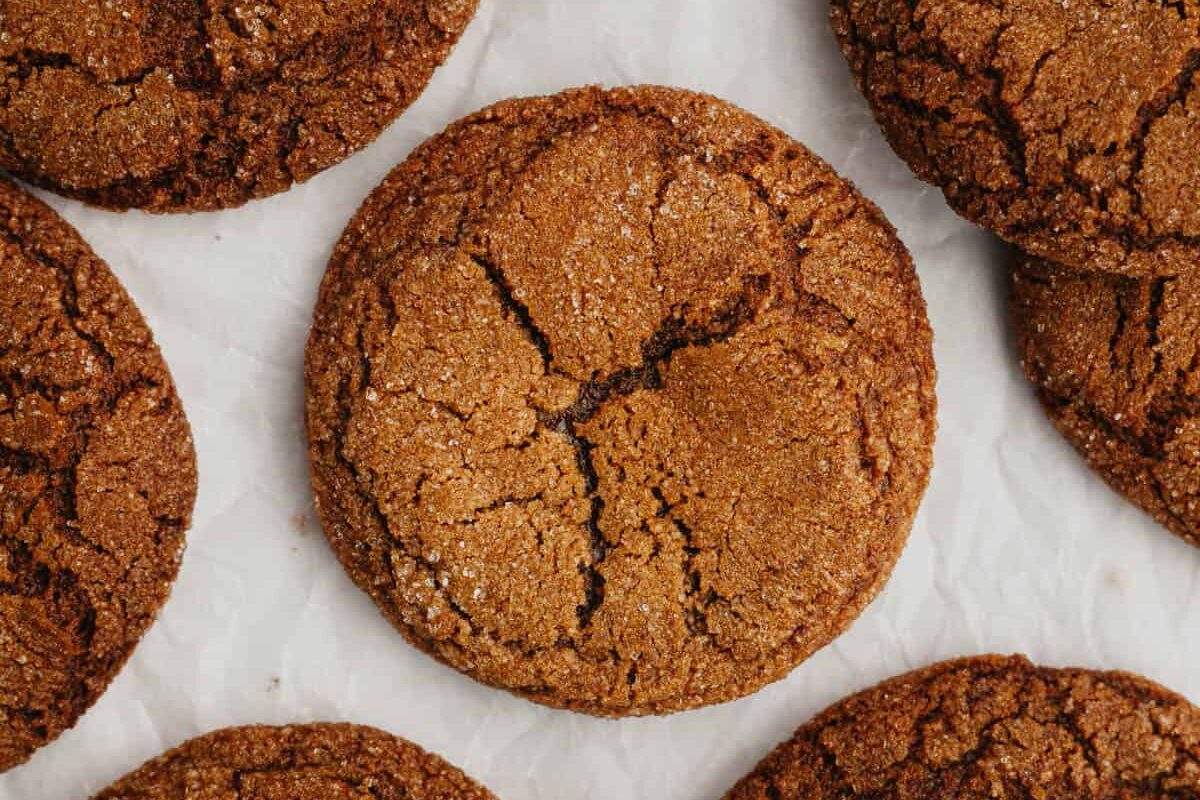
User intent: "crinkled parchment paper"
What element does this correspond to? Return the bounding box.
[3,1,1197,798]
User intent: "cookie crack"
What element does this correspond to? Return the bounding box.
[469,253,555,374]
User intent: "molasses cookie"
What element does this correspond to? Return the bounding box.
[831,0,1200,276]
[93,723,496,799]
[305,85,937,716]
[1013,253,1200,549]
[0,178,196,771]
[0,0,478,212]
[725,655,1200,799]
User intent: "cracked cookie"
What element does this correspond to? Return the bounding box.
[1013,253,1200,549]
[0,178,196,771]
[305,85,937,716]
[724,654,1200,799]
[831,0,1200,276]
[0,0,478,212]
[93,723,496,800]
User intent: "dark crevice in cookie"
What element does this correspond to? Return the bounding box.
[531,276,770,630]
[469,254,555,374]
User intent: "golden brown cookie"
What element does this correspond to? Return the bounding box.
[305,85,937,716]
[724,655,1200,799]
[831,0,1200,276]
[0,0,478,212]
[92,723,496,800]
[1013,253,1200,549]
[0,178,196,771]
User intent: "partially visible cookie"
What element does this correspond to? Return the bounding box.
[0,0,478,212]
[0,178,197,771]
[831,0,1200,276]
[1013,254,1200,548]
[93,723,496,799]
[724,655,1200,799]
[305,85,937,716]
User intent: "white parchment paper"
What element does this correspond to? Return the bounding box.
[3,1,1198,797]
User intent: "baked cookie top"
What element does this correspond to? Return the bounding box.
[1013,253,1200,549]
[0,0,478,211]
[832,0,1200,276]
[724,655,1200,799]
[305,85,937,716]
[0,179,196,771]
[93,723,496,800]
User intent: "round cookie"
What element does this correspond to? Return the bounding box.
[305,85,937,716]
[724,655,1200,799]
[0,0,478,212]
[1013,253,1200,549]
[93,723,496,800]
[831,0,1200,276]
[0,179,196,771]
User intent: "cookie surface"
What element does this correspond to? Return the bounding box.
[724,655,1200,799]
[0,179,196,770]
[93,723,495,799]
[831,0,1200,276]
[0,0,478,212]
[305,85,937,716]
[1013,254,1200,548]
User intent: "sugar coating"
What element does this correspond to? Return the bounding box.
[0,178,197,771]
[833,0,1200,276]
[305,86,938,716]
[0,0,478,211]
[1013,252,1200,549]
[94,723,496,799]
[724,655,1200,798]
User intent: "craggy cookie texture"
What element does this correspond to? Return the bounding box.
[725,655,1200,799]
[0,0,478,211]
[93,723,496,800]
[305,86,937,715]
[1013,254,1200,549]
[832,0,1200,276]
[0,179,196,771]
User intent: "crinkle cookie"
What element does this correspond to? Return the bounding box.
[1013,252,1200,549]
[305,85,937,716]
[832,0,1200,276]
[93,723,496,800]
[725,655,1200,799]
[0,0,478,211]
[0,178,196,771]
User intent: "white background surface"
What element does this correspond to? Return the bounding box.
[3,1,1198,798]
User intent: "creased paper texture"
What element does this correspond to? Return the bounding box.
[3,2,1197,799]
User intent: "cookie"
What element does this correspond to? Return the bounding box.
[305,85,937,716]
[0,179,197,771]
[831,0,1200,276]
[724,654,1200,799]
[93,723,496,799]
[0,1,478,212]
[1013,253,1200,548]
